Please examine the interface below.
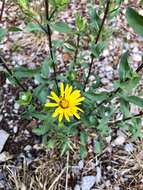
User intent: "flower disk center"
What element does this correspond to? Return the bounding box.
[60,99,69,109]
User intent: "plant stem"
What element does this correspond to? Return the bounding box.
[109,111,143,125]
[83,0,110,91]
[0,0,5,21]
[0,56,26,91]
[44,0,59,92]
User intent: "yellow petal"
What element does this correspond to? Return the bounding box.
[60,83,64,97]
[64,111,70,122]
[76,107,84,112]
[66,86,73,98]
[73,112,80,119]
[70,90,81,99]
[59,112,64,122]
[65,84,70,97]
[72,97,85,104]
[45,102,58,107]
[51,91,60,103]
[52,107,61,118]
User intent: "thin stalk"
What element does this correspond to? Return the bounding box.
[73,34,80,65]
[44,0,59,92]
[0,0,5,21]
[83,0,110,91]
[109,111,143,125]
[0,56,26,91]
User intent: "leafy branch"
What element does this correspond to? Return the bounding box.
[0,56,26,91]
[97,61,143,107]
[83,0,110,91]
[0,0,5,21]
[44,0,59,92]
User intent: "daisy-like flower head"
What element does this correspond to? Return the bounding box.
[45,83,85,122]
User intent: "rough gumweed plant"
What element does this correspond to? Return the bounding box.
[0,0,143,157]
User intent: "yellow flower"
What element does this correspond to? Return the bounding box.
[45,83,85,122]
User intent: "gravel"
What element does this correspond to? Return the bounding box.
[0,130,9,153]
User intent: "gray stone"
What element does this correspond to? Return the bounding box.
[0,130,9,153]
[81,176,96,190]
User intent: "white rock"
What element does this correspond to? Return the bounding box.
[105,66,113,72]
[114,136,125,146]
[124,143,134,153]
[95,167,101,184]
[14,102,20,110]
[114,186,120,190]
[133,54,142,62]
[0,130,9,152]
[74,184,81,190]
[106,136,111,143]
[0,115,3,122]
[0,152,12,163]
[13,126,18,134]
[24,145,32,151]
[78,160,84,170]
[81,176,96,190]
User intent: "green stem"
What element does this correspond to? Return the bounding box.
[83,0,110,91]
[44,0,59,92]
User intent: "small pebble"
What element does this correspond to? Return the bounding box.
[124,143,134,152]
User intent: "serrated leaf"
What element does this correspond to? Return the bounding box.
[126,7,143,37]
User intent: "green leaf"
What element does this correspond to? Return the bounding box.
[34,85,49,103]
[126,7,143,37]
[17,91,32,106]
[120,98,131,118]
[80,144,87,159]
[60,140,71,156]
[126,96,143,107]
[114,74,140,92]
[80,131,88,145]
[50,22,72,33]
[91,42,107,58]
[94,141,102,154]
[13,67,40,78]
[32,125,49,136]
[30,112,51,121]
[25,22,43,32]
[41,57,52,78]
[0,28,7,41]
[46,139,57,149]
[8,27,22,32]
[17,0,28,8]
[84,92,109,102]
[89,7,101,31]
[119,51,132,81]
[75,15,87,31]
